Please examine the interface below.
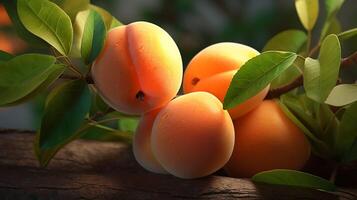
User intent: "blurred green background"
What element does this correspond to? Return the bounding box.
[0,0,356,129]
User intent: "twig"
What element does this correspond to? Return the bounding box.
[341,51,357,67]
[330,164,339,184]
[267,76,303,99]
[60,74,94,84]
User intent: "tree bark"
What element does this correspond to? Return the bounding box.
[0,129,356,200]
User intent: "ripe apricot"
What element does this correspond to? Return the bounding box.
[0,32,13,53]
[0,5,11,26]
[183,42,269,119]
[225,100,311,178]
[133,107,167,174]
[92,21,182,115]
[151,92,235,179]
[0,32,27,54]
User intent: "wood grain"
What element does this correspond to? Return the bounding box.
[0,129,356,200]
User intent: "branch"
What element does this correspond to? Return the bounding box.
[1,130,356,200]
[60,74,94,84]
[266,76,303,99]
[267,51,357,99]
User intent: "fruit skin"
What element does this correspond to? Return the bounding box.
[183,42,269,119]
[0,32,26,54]
[151,92,235,179]
[0,4,11,26]
[133,107,167,174]
[92,21,182,115]
[225,100,311,178]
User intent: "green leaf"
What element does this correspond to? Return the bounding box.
[325,84,357,106]
[335,102,357,161]
[263,30,306,89]
[252,169,336,191]
[0,54,57,106]
[338,28,357,41]
[279,94,336,158]
[303,34,341,103]
[3,1,47,47]
[71,6,122,57]
[90,92,110,115]
[17,0,73,55]
[263,30,307,52]
[224,51,297,109]
[36,80,91,166]
[278,98,320,143]
[81,10,107,64]
[295,0,319,31]
[4,64,65,106]
[110,17,123,29]
[89,5,123,30]
[325,0,345,18]
[51,0,89,21]
[320,17,341,41]
[119,117,139,133]
[0,51,14,63]
[320,0,345,40]
[38,80,91,150]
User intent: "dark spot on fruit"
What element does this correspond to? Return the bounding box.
[192,77,200,85]
[136,91,145,101]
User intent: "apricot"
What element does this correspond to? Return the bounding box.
[92,21,182,115]
[225,100,311,178]
[151,92,235,179]
[0,32,27,54]
[0,32,13,53]
[133,107,167,174]
[183,42,269,119]
[0,4,11,26]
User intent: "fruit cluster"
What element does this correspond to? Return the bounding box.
[92,21,311,179]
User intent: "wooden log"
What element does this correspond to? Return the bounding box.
[0,129,356,200]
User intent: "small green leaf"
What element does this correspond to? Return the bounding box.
[325,0,345,17]
[335,102,357,161]
[17,0,73,55]
[51,0,89,21]
[4,64,65,106]
[263,30,307,52]
[320,17,341,40]
[263,30,306,89]
[279,94,336,158]
[338,28,357,41]
[89,5,123,30]
[320,0,344,40]
[81,10,107,64]
[110,17,123,29]
[278,98,320,144]
[224,51,297,109]
[252,169,336,191]
[38,80,91,150]
[0,54,57,106]
[295,0,319,31]
[0,51,14,63]
[303,34,341,103]
[71,7,122,58]
[325,84,357,106]
[119,117,139,133]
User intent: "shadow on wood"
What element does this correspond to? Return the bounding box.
[0,129,356,199]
